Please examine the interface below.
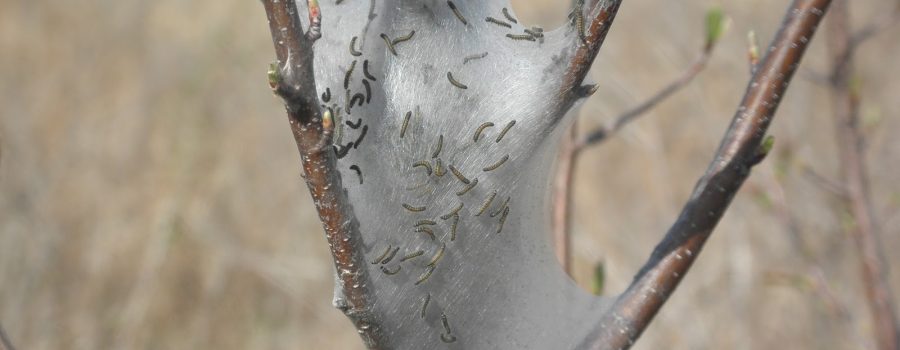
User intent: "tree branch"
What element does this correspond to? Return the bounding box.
[261,0,383,348]
[577,1,833,348]
[562,0,624,98]
[826,2,900,349]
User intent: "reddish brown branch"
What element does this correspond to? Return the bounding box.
[261,0,383,348]
[826,2,900,349]
[578,1,833,348]
[562,0,624,98]
[552,121,579,274]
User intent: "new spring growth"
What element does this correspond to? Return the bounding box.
[704,7,729,52]
[747,31,760,69]
[267,62,281,90]
[750,135,776,166]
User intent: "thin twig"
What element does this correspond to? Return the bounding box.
[554,5,720,275]
[578,49,714,150]
[0,322,14,350]
[826,2,899,349]
[578,1,832,348]
[261,0,383,348]
[548,0,625,276]
[801,165,848,198]
[552,121,579,274]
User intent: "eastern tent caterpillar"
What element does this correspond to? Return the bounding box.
[400,111,411,138]
[350,93,365,107]
[353,125,368,149]
[344,60,357,89]
[421,293,431,318]
[450,214,459,241]
[441,203,464,220]
[401,250,425,262]
[434,158,446,177]
[501,7,518,23]
[524,27,544,38]
[447,72,468,89]
[363,60,377,81]
[473,122,494,142]
[416,226,436,241]
[362,79,372,103]
[441,334,458,343]
[415,265,435,285]
[427,243,446,266]
[403,203,426,212]
[349,164,363,184]
[380,33,397,56]
[412,160,433,176]
[447,1,468,25]
[506,33,536,41]
[476,190,497,216]
[496,206,510,233]
[441,313,453,334]
[391,30,415,45]
[345,118,362,129]
[456,178,478,196]
[463,52,488,64]
[573,1,586,44]
[380,265,401,275]
[380,246,401,264]
[333,143,352,159]
[485,16,512,28]
[349,36,362,56]
[495,120,516,142]
[482,154,509,172]
[371,245,392,264]
[490,196,510,217]
[448,164,470,184]
[431,134,443,158]
[415,219,437,227]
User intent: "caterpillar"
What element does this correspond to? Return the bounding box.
[447,72,468,89]
[485,16,512,28]
[473,122,494,142]
[476,190,498,216]
[495,120,516,142]
[482,155,509,172]
[456,178,478,196]
[448,164,471,184]
[349,36,362,56]
[363,60,377,81]
[400,111,411,138]
[501,7,518,23]
[343,60,357,89]
[349,164,364,184]
[447,1,467,25]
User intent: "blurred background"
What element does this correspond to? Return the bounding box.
[1,0,898,349]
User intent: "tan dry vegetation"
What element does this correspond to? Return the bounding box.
[1,0,898,349]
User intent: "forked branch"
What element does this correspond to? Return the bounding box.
[261,0,383,347]
[578,1,833,348]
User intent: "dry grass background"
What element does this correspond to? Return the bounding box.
[0,0,898,349]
